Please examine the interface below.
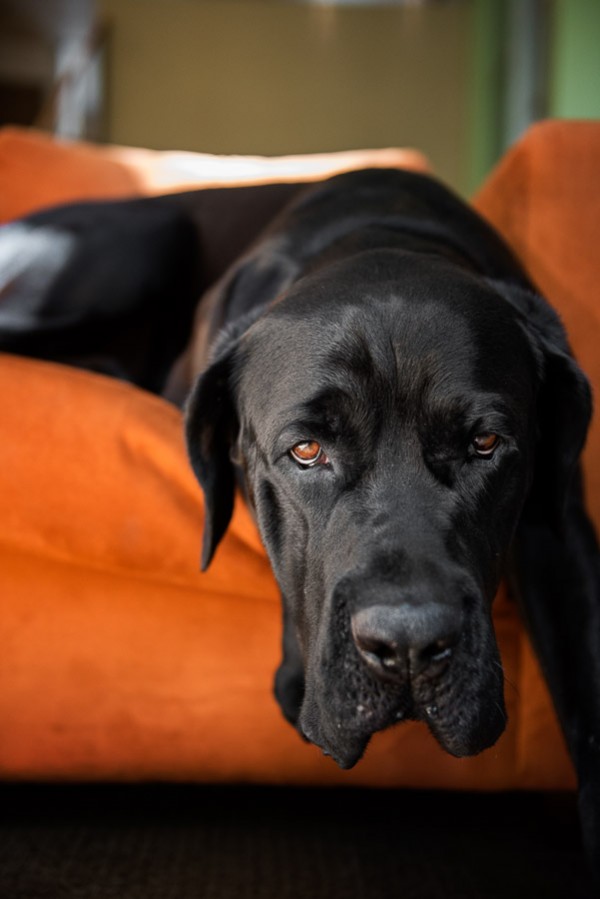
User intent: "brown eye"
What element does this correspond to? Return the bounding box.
[290,441,326,467]
[472,433,500,457]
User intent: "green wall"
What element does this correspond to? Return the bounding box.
[550,0,600,118]
[467,0,600,194]
[465,0,505,195]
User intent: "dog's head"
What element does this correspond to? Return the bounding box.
[185,248,591,768]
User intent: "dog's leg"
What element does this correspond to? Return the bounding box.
[513,474,600,880]
[274,596,305,727]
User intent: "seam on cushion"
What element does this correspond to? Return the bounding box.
[0,535,279,604]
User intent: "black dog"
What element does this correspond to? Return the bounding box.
[181,169,600,875]
[1,168,599,876]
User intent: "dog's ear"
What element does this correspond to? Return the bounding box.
[185,335,240,571]
[533,335,592,526]
[184,304,269,570]
[489,279,593,525]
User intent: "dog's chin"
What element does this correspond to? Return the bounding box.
[297,684,414,769]
[297,700,372,769]
[297,682,507,769]
[424,704,507,758]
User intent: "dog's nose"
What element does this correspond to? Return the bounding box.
[350,602,461,681]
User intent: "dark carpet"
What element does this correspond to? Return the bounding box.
[0,784,594,899]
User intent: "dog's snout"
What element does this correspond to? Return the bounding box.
[350,602,461,681]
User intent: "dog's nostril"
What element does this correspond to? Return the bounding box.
[356,638,400,669]
[413,637,457,677]
[363,649,397,670]
[373,643,401,670]
[428,638,455,661]
[351,623,407,679]
[359,647,403,678]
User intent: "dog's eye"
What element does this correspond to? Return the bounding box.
[290,441,327,467]
[472,433,501,457]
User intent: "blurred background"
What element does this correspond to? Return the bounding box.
[0,0,598,195]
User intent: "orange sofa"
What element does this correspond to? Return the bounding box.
[1,121,598,790]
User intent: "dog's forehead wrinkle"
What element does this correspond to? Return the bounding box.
[240,281,490,401]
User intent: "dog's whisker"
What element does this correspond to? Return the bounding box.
[491,657,519,697]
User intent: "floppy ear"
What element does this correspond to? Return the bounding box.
[532,340,592,525]
[184,302,270,569]
[185,343,239,571]
[488,279,593,525]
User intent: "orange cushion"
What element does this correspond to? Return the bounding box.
[0,128,139,222]
[473,119,600,523]
[0,126,429,223]
[1,122,595,789]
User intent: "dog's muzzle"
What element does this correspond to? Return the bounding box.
[296,575,507,769]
